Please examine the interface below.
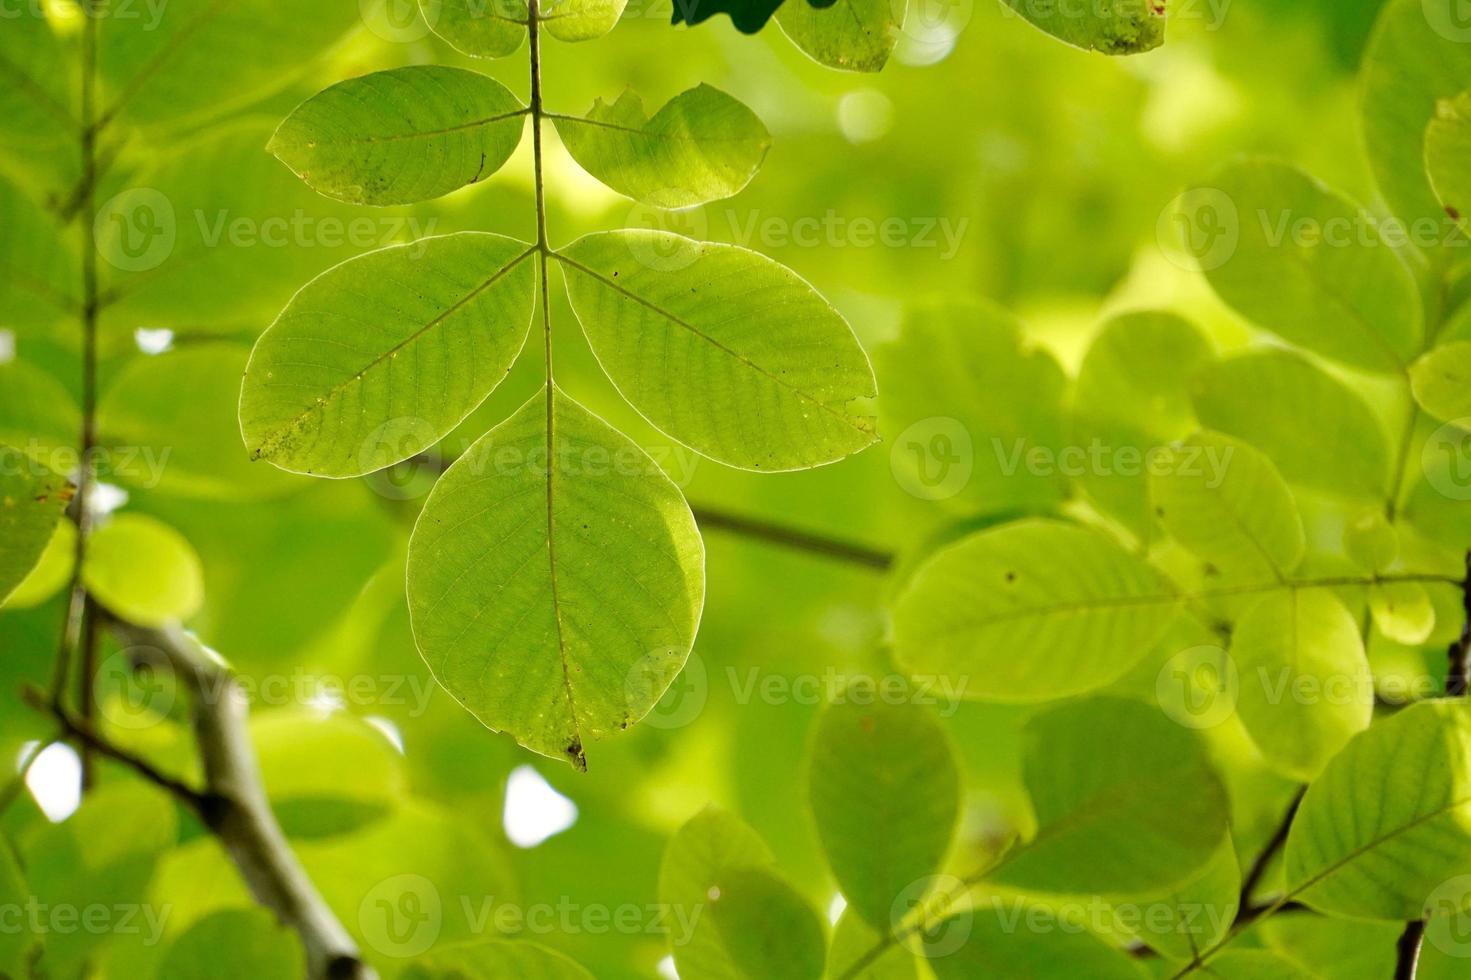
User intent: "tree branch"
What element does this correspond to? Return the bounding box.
[99,618,376,980]
[691,505,894,570]
[1396,919,1427,980]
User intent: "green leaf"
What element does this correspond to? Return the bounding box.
[925,906,1147,980]
[1285,699,1471,919]
[877,298,1069,513]
[828,910,922,979]
[270,66,526,206]
[541,0,627,42]
[99,345,297,500]
[0,175,76,332]
[1115,836,1239,961]
[0,446,71,607]
[1427,92,1471,233]
[406,387,704,769]
[0,5,70,152]
[0,359,79,455]
[659,805,777,980]
[4,518,74,609]
[252,710,408,836]
[83,513,205,627]
[1411,341,1471,423]
[558,231,877,471]
[24,782,177,978]
[891,520,1178,702]
[425,0,527,57]
[777,0,903,73]
[240,233,536,478]
[1198,950,1317,979]
[1362,0,1471,239]
[98,0,359,132]
[711,867,826,980]
[409,939,596,978]
[0,827,36,977]
[554,85,770,208]
[1191,350,1391,500]
[1150,432,1305,582]
[989,697,1229,896]
[1231,590,1373,782]
[1072,311,1214,539]
[1370,581,1437,645]
[158,909,304,980]
[1344,509,1399,572]
[1191,162,1422,373]
[806,696,961,930]
[1000,0,1165,55]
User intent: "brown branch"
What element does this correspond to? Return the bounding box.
[96,619,376,980]
[691,505,894,570]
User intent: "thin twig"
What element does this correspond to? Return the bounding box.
[1239,787,1306,909]
[692,505,894,570]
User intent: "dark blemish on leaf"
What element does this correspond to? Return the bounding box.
[1449,205,1462,221]
[859,716,875,733]
[1005,571,1016,583]
[566,737,587,771]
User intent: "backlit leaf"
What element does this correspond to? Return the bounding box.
[408,939,596,978]
[1411,341,1471,423]
[270,66,526,206]
[0,446,71,607]
[406,387,704,769]
[554,85,770,208]
[1000,0,1165,55]
[1285,699,1471,919]
[83,513,205,626]
[891,520,1178,701]
[425,0,527,57]
[925,906,1147,980]
[777,0,903,73]
[1191,350,1391,500]
[240,233,536,478]
[559,231,877,471]
[1231,589,1372,782]
[1150,432,1305,583]
[1192,161,1422,372]
[711,867,826,980]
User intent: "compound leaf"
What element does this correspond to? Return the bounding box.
[891,520,1178,701]
[240,233,536,478]
[270,66,526,206]
[554,85,770,208]
[406,387,705,770]
[559,231,876,471]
